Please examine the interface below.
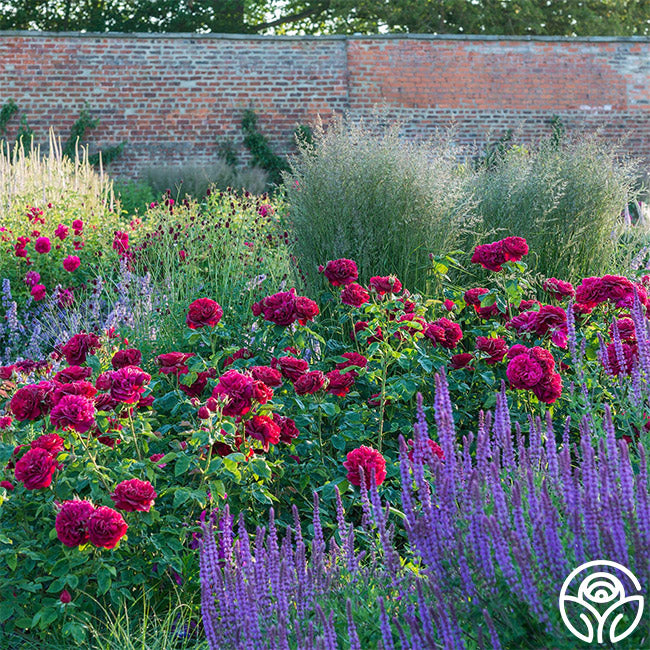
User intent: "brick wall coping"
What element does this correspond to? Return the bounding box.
[1,29,649,43]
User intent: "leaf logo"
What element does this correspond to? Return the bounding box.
[559,560,644,644]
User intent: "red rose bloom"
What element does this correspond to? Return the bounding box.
[424,318,463,349]
[320,259,358,286]
[343,446,387,488]
[273,414,300,444]
[54,365,93,383]
[87,506,128,549]
[55,499,95,547]
[31,284,46,301]
[464,288,502,319]
[369,276,402,295]
[54,224,69,240]
[295,296,319,325]
[610,318,636,343]
[53,381,98,404]
[34,236,51,254]
[10,383,54,421]
[109,366,151,404]
[50,394,96,433]
[274,356,309,382]
[186,298,223,329]
[61,333,101,366]
[110,479,157,512]
[111,348,142,369]
[14,447,58,489]
[325,369,355,396]
[450,353,474,370]
[471,241,505,272]
[157,352,195,375]
[543,278,575,300]
[475,337,508,365]
[212,369,254,417]
[336,352,368,372]
[244,415,281,451]
[252,380,274,404]
[179,369,213,398]
[62,255,81,272]
[351,321,383,343]
[250,365,283,387]
[501,236,528,261]
[257,289,297,326]
[60,590,72,604]
[112,231,129,255]
[506,354,544,389]
[31,433,64,455]
[341,283,370,307]
[294,371,327,395]
[0,365,14,380]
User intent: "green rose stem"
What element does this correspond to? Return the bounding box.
[76,434,112,493]
[127,411,142,461]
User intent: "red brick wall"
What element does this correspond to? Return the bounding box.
[1,32,648,176]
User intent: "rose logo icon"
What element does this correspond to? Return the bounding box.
[559,560,644,644]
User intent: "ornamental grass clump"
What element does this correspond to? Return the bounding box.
[200,374,650,649]
[285,116,475,294]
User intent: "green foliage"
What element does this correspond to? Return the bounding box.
[62,106,99,160]
[284,115,476,294]
[216,137,239,168]
[241,109,290,188]
[0,99,18,137]
[113,179,156,216]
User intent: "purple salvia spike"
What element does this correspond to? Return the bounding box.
[482,609,503,650]
[369,473,401,583]
[316,605,338,650]
[580,436,601,558]
[539,483,568,585]
[611,317,630,378]
[636,443,650,559]
[514,422,525,472]
[476,410,490,479]
[496,383,515,471]
[562,416,571,450]
[346,599,361,650]
[412,394,434,512]
[378,598,395,650]
[632,287,650,377]
[358,468,374,530]
[618,440,636,513]
[312,492,325,577]
[566,300,578,364]
[597,331,613,375]
[434,371,458,500]
[398,435,416,525]
[544,411,559,483]
[487,516,519,593]
[529,415,542,471]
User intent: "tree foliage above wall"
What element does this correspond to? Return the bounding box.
[1,0,648,36]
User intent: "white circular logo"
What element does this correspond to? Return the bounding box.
[559,560,644,644]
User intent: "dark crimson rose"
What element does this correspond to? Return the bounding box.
[471,241,505,272]
[62,255,81,272]
[574,276,603,310]
[325,369,355,396]
[532,372,562,404]
[9,381,56,421]
[424,318,463,349]
[343,446,386,488]
[450,353,474,370]
[500,236,528,261]
[0,365,15,380]
[244,415,280,451]
[252,380,274,404]
[179,370,212,398]
[50,394,96,433]
[110,478,157,512]
[530,347,556,374]
[369,275,402,295]
[109,366,151,404]
[31,433,64,455]
[475,337,508,365]
[341,283,370,307]
[295,296,319,325]
[94,393,118,411]
[294,371,326,395]
[518,299,542,312]
[407,438,445,463]
[533,305,567,336]
[0,480,13,490]
[53,365,93,383]
[186,298,223,329]
[336,352,368,372]
[319,258,358,286]
[87,506,128,549]
[506,354,544,389]
[14,447,58,489]
[60,590,72,604]
[111,348,142,369]
[61,333,101,366]
[251,301,263,317]
[55,499,95,547]
[137,394,155,409]
[112,231,129,255]
[464,287,502,319]
[53,381,97,404]
[156,352,195,375]
[272,414,300,444]
[274,356,309,382]
[351,321,383,343]
[250,365,282,387]
[258,289,297,326]
[610,317,636,343]
[95,372,113,391]
[543,277,575,300]
[506,344,529,360]
[212,369,254,417]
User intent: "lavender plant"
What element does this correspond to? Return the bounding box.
[200,373,650,649]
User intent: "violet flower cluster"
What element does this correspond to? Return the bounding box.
[203,369,649,648]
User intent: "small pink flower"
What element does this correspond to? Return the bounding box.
[63,255,81,272]
[34,236,51,254]
[30,284,46,301]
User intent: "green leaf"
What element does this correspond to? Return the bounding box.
[320,402,337,417]
[173,488,191,509]
[174,454,191,477]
